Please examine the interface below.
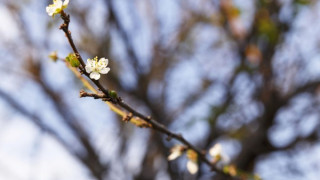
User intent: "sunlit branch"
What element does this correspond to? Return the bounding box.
[58,11,235,178]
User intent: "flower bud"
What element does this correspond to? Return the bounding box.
[108,90,118,98]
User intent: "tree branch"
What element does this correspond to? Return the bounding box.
[58,11,235,178]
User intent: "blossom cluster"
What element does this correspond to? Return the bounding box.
[167,143,229,175]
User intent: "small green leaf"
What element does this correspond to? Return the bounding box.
[66,53,80,67]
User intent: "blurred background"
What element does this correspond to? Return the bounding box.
[1,0,320,179]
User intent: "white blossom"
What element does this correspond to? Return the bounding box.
[85,57,110,80]
[168,145,184,161]
[168,150,182,161]
[209,143,222,157]
[209,143,230,166]
[46,0,69,17]
[186,160,198,174]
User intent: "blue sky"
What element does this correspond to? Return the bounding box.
[1,0,320,179]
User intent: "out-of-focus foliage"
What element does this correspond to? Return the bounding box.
[1,0,320,180]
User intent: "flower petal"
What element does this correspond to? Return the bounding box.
[99,58,108,65]
[55,0,63,7]
[85,63,93,73]
[63,0,69,6]
[168,151,182,161]
[90,72,100,80]
[46,0,65,17]
[209,143,222,157]
[87,59,93,65]
[62,0,69,9]
[99,67,110,74]
[187,161,198,174]
[46,8,53,16]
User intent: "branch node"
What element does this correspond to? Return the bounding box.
[59,23,67,30]
[122,113,133,122]
[79,89,87,98]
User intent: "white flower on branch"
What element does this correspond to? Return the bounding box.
[209,143,230,166]
[186,149,198,174]
[168,145,185,161]
[85,57,110,80]
[209,143,222,157]
[186,160,198,175]
[46,0,69,17]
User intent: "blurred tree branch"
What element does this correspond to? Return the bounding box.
[1,0,320,179]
